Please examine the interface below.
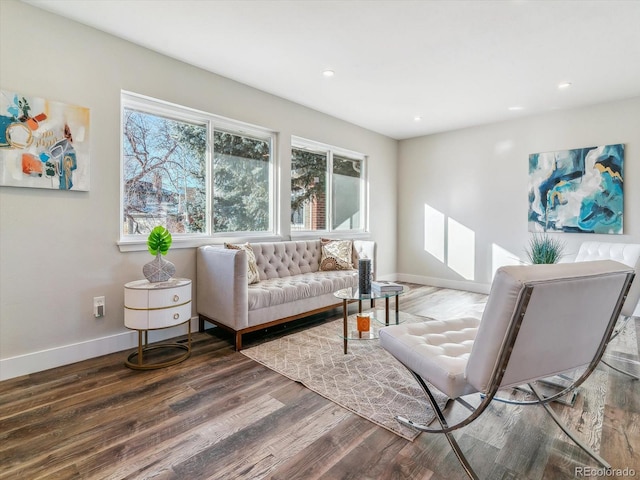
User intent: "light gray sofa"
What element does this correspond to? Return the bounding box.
[197,239,376,349]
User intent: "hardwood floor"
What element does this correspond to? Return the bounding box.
[1,286,638,480]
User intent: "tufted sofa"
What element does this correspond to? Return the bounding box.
[197,239,376,349]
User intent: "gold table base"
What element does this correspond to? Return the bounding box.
[125,321,191,370]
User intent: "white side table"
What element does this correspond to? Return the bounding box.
[124,277,192,370]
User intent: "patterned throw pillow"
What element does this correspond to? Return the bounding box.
[319,238,353,271]
[224,243,260,284]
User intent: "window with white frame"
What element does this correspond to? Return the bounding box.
[121,92,275,241]
[291,137,366,233]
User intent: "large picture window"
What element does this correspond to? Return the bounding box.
[121,92,275,242]
[291,138,366,233]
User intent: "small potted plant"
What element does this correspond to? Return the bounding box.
[525,233,566,264]
[142,226,176,282]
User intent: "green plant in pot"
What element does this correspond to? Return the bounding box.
[143,226,176,282]
[525,233,566,264]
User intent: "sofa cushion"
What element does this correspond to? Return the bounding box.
[225,243,260,284]
[319,238,353,271]
[247,270,358,310]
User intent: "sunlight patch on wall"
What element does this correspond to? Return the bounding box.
[447,218,475,280]
[424,204,445,262]
[491,243,523,280]
[424,203,476,280]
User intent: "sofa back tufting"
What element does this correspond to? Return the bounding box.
[249,239,376,281]
[197,238,376,350]
[252,240,322,280]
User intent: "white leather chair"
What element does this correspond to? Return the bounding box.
[380,261,634,479]
[574,241,640,379]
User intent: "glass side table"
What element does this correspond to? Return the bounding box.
[333,287,404,354]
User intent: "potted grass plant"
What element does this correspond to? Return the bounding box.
[142,226,176,282]
[525,233,566,264]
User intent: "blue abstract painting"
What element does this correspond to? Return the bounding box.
[528,144,624,234]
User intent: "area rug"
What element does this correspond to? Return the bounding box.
[241,311,448,441]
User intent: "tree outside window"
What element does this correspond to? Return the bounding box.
[121,92,275,240]
[291,148,327,230]
[291,140,365,233]
[213,130,271,233]
[122,109,207,236]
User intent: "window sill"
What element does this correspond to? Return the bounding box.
[117,234,288,252]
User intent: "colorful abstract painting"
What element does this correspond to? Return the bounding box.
[528,144,624,234]
[0,91,90,191]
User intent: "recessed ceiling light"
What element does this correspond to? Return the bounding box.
[558,82,572,89]
[322,69,335,77]
[414,116,422,122]
[508,106,524,111]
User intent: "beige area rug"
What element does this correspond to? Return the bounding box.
[241,311,449,441]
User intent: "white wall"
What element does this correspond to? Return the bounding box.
[398,98,640,293]
[0,0,398,379]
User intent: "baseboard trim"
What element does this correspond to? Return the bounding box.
[396,273,491,295]
[0,275,489,382]
[0,317,199,381]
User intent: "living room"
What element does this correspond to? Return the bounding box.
[1,1,639,478]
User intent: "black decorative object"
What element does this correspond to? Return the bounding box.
[358,258,372,294]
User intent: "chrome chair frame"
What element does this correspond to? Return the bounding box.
[601,315,640,380]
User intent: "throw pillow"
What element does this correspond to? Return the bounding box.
[224,243,260,284]
[319,238,353,271]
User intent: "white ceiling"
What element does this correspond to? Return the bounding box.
[22,0,640,140]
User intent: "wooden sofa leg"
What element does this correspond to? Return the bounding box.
[198,316,205,333]
[236,332,243,351]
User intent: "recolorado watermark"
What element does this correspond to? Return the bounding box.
[575,466,636,477]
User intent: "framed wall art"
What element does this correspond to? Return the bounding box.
[0,90,90,191]
[528,144,624,234]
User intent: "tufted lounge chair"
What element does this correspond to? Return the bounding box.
[380,261,634,479]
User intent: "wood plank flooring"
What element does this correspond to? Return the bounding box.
[1,285,638,479]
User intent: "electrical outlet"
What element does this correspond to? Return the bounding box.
[93,296,105,318]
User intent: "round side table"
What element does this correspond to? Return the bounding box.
[124,277,192,370]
